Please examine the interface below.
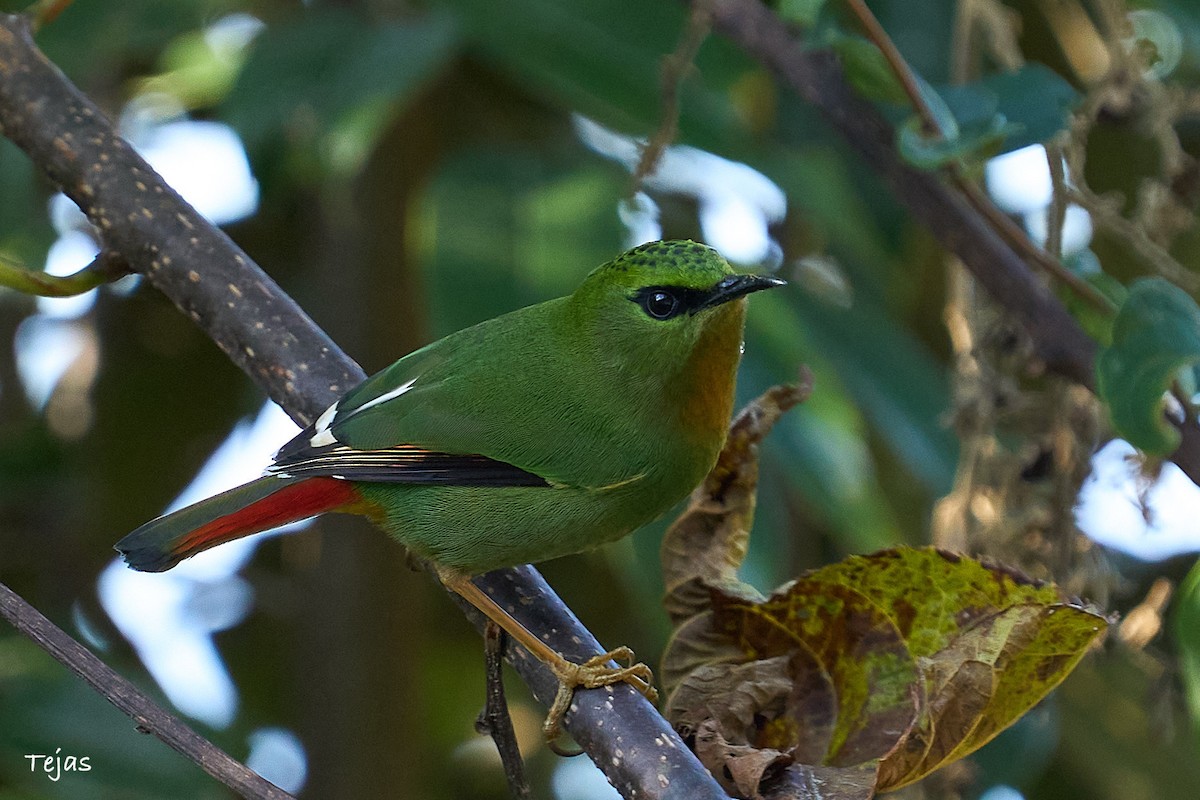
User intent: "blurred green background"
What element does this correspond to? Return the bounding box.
[2,0,1200,798]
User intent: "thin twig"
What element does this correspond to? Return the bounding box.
[843,0,1116,314]
[956,177,1116,312]
[1045,140,1069,261]
[0,249,130,297]
[475,622,532,800]
[0,581,294,800]
[843,0,940,134]
[1067,183,1200,293]
[631,0,713,191]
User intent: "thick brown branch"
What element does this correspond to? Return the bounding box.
[0,13,726,799]
[0,581,294,800]
[701,0,1200,483]
[0,18,353,426]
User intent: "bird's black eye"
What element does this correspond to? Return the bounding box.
[641,289,681,320]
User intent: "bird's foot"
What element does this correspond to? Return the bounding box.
[434,570,659,752]
[543,646,659,747]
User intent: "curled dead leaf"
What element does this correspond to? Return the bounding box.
[661,374,812,626]
[659,377,1107,798]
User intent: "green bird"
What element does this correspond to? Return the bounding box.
[116,239,783,737]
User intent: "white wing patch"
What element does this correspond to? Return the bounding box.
[353,377,418,414]
[308,401,341,448]
[307,377,418,449]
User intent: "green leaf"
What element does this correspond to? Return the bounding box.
[1175,557,1200,746]
[826,32,909,105]
[779,0,830,27]
[940,63,1081,155]
[896,77,1009,170]
[913,73,962,141]
[222,9,458,157]
[1097,278,1200,454]
[897,110,1020,170]
[899,63,1081,170]
[1064,267,1127,346]
[441,0,751,151]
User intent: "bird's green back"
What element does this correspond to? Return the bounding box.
[280,240,766,572]
[326,241,744,491]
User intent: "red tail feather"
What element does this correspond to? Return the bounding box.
[117,476,362,572]
[175,477,358,557]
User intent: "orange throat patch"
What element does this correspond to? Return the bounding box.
[678,301,746,443]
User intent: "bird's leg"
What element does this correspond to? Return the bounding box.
[438,568,659,743]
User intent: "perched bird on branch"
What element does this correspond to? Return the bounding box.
[116,239,783,740]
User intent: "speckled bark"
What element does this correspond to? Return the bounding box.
[0,17,354,425]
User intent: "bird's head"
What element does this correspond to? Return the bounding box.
[569,240,784,354]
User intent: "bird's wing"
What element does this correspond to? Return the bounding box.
[271,300,643,491]
[268,323,557,488]
[269,443,549,486]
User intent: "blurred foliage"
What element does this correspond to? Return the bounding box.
[2,0,1200,798]
[1098,278,1200,454]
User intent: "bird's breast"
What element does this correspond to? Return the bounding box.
[676,302,746,450]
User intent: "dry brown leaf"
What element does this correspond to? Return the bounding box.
[659,377,1107,799]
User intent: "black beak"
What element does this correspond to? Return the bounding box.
[697,274,786,312]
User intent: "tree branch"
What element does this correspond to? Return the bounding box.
[475,623,532,800]
[0,581,295,800]
[700,0,1200,484]
[0,247,129,296]
[0,13,727,799]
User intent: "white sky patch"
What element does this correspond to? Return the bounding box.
[129,117,259,225]
[35,231,101,320]
[246,727,307,795]
[574,116,785,265]
[618,191,663,245]
[98,562,242,727]
[1077,439,1200,561]
[99,402,302,727]
[49,191,89,235]
[13,316,88,411]
[979,786,1026,800]
[1025,203,1094,257]
[986,144,1054,214]
[552,756,622,800]
[204,12,266,56]
[986,143,1094,258]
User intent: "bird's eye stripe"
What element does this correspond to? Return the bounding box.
[629,285,710,319]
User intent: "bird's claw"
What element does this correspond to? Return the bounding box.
[542,646,659,750]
